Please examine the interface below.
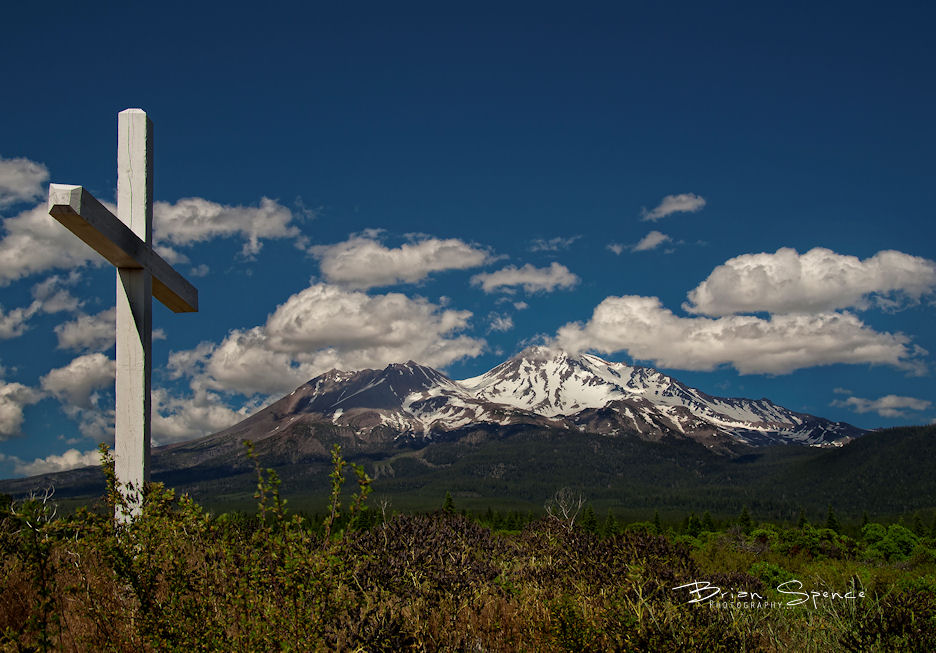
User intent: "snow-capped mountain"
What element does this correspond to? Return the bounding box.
[207,346,864,451]
[460,346,860,446]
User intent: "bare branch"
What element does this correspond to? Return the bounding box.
[545,487,586,532]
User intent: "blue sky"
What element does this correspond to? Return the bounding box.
[1,1,935,477]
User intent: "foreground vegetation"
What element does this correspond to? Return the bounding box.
[2,445,935,651]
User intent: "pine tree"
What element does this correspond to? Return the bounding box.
[738,506,753,534]
[825,505,840,533]
[602,509,617,537]
[653,510,662,534]
[686,513,702,538]
[581,504,598,533]
[442,491,455,514]
[797,509,808,529]
[701,511,715,532]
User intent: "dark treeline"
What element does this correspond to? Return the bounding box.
[2,424,935,526]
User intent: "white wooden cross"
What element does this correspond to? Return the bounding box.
[47,109,198,519]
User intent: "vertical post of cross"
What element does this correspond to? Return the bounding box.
[114,109,154,518]
[48,109,198,523]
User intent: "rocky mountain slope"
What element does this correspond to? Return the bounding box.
[198,346,864,455]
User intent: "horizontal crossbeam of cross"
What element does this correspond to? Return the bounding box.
[48,184,198,313]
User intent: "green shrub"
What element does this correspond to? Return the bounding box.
[868,524,920,562]
[749,560,795,588]
[862,522,888,544]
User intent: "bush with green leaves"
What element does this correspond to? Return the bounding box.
[861,521,927,562]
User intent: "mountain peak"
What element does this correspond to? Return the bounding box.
[461,345,635,417]
[219,350,865,452]
[513,344,566,361]
[383,360,419,374]
[513,344,603,365]
[511,345,618,369]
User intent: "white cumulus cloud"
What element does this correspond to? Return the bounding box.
[153,388,261,444]
[471,262,579,294]
[31,273,82,314]
[0,274,84,340]
[0,303,40,340]
[154,196,299,258]
[311,234,491,289]
[54,308,117,352]
[0,156,49,209]
[40,353,114,408]
[0,191,300,284]
[12,448,101,476]
[37,354,117,443]
[0,203,103,285]
[832,394,932,419]
[487,313,514,333]
[685,247,936,316]
[169,283,485,397]
[0,380,42,439]
[632,230,671,252]
[70,408,114,442]
[555,295,926,375]
[641,193,706,221]
[530,236,580,252]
